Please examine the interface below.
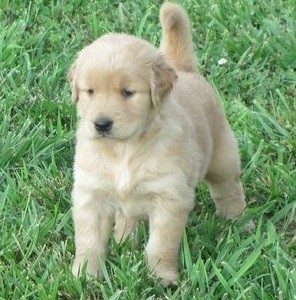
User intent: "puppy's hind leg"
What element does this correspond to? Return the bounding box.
[205,129,246,220]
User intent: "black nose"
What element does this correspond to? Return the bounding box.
[94,117,113,133]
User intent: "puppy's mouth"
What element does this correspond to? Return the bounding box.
[96,133,133,142]
[91,118,141,141]
[94,128,139,142]
[95,130,114,139]
[101,131,112,137]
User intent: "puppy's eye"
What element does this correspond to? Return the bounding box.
[87,89,94,95]
[121,88,135,98]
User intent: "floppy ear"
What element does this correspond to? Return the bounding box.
[68,61,79,103]
[150,55,177,108]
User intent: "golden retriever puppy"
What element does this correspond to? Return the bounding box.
[68,2,246,285]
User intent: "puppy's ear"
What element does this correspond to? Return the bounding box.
[68,61,79,103]
[150,55,177,108]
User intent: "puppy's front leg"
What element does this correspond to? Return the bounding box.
[72,189,112,278]
[146,199,189,286]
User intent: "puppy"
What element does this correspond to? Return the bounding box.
[68,2,246,285]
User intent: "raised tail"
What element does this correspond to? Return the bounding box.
[159,2,196,73]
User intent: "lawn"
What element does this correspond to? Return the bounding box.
[0,0,295,299]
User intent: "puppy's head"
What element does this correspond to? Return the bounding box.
[68,33,177,140]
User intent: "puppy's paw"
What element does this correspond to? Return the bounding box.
[161,276,178,287]
[215,197,246,220]
[72,256,100,278]
[158,270,178,287]
[151,266,178,287]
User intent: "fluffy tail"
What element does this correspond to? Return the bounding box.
[159,2,196,73]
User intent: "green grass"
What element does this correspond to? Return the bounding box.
[0,0,295,299]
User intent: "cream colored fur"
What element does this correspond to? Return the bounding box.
[68,2,246,286]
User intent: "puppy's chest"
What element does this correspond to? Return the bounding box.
[101,149,150,199]
[75,143,175,217]
[112,154,134,193]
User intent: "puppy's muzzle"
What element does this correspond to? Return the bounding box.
[94,117,113,134]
